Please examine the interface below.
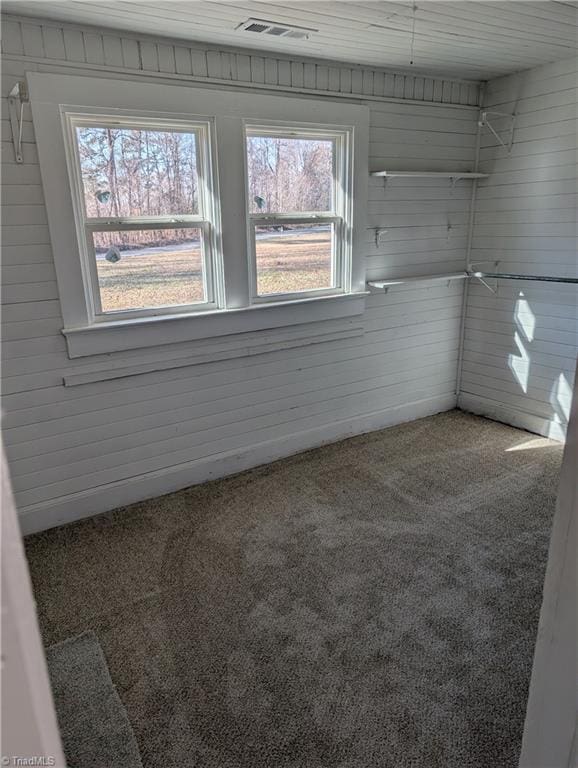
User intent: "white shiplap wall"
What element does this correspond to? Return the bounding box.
[459,56,577,440]
[4,2,577,81]
[1,17,479,533]
[0,15,480,105]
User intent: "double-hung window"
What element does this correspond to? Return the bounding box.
[29,73,368,358]
[245,126,351,301]
[65,115,219,321]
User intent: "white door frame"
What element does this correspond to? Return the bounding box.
[1,446,65,767]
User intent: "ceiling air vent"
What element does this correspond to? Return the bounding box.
[236,18,317,40]
[244,21,269,33]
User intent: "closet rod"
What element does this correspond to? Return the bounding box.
[471,271,578,285]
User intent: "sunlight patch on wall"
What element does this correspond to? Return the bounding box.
[551,372,572,421]
[508,331,530,392]
[546,368,572,442]
[514,295,536,342]
[547,414,566,442]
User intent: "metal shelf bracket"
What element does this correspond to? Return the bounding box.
[8,81,29,164]
[478,109,516,154]
[374,227,388,247]
[469,260,500,294]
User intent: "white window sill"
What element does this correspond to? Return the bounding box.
[62,291,369,358]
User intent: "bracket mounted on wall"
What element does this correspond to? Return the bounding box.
[478,110,516,154]
[374,227,388,247]
[8,81,29,164]
[469,260,501,294]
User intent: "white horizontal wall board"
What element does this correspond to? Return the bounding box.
[475,208,577,225]
[11,354,460,489]
[6,340,461,461]
[0,21,478,529]
[463,342,577,374]
[3,320,461,434]
[0,15,480,105]
[475,194,576,213]
[459,58,577,442]
[462,359,577,389]
[461,376,573,416]
[460,383,567,423]
[459,393,569,441]
[2,2,576,81]
[17,392,458,535]
[14,378,458,508]
[465,327,574,360]
[61,293,369,359]
[467,304,578,326]
[467,281,578,307]
[61,323,366,387]
[465,318,577,348]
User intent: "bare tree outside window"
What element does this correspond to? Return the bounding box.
[77,126,199,220]
[246,136,333,214]
[75,125,208,313]
[246,132,338,297]
[74,124,343,310]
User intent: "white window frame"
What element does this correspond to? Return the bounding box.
[244,123,353,304]
[62,111,223,323]
[28,73,369,358]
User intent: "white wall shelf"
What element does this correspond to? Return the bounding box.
[370,171,489,180]
[368,272,468,292]
[368,271,577,294]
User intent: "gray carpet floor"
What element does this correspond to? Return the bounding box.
[25,410,563,768]
[46,631,143,768]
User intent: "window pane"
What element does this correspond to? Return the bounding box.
[255,223,334,296]
[93,228,205,313]
[76,126,199,218]
[247,135,334,214]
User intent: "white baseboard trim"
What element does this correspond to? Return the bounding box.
[458,393,567,443]
[18,393,456,535]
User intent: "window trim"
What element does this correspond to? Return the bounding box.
[28,73,369,358]
[244,122,353,304]
[61,111,223,322]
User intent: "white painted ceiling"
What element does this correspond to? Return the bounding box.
[3,0,578,80]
